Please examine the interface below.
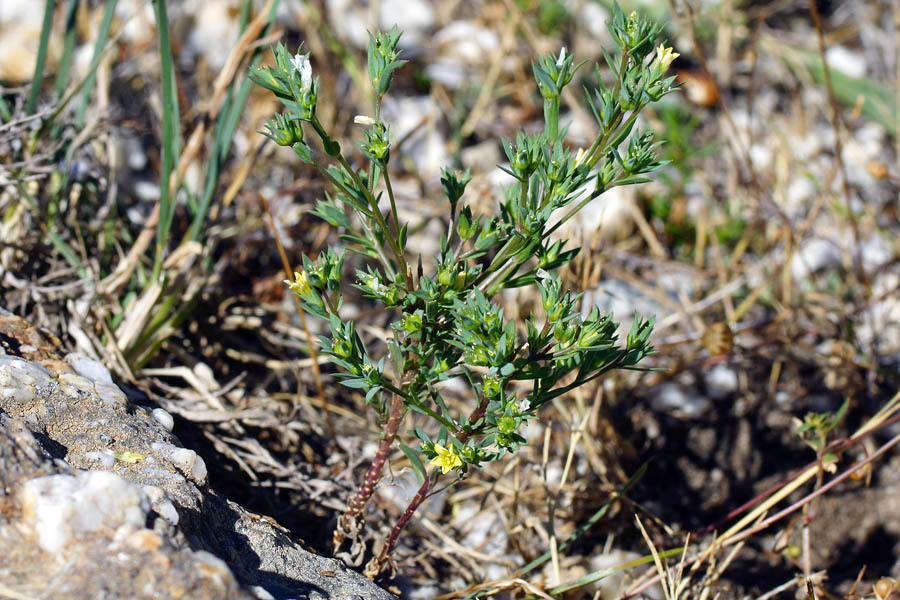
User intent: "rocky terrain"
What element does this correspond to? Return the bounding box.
[0,309,396,600]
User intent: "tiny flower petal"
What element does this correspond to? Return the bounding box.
[286,270,311,295]
[556,47,567,68]
[354,115,377,126]
[429,443,462,474]
[573,147,587,166]
[291,52,313,93]
[656,44,680,72]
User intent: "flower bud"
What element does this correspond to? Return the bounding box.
[438,267,454,287]
[457,207,476,240]
[655,44,680,73]
[482,377,502,398]
[333,338,353,358]
[498,416,516,434]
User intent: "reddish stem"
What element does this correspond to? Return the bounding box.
[366,471,435,578]
[336,392,405,543]
[365,393,490,575]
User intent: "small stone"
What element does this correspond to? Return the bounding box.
[379,0,434,45]
[704,364,739,400]
[250,586,276,600]
[58,371,95,392]
[139,467,186,484]
[790,237,841,281]
[85,450,116,469]
[151,408,175,432]
[1,355,55,385]
[825,45,866,78]
[651,383,709,417]
[784,176,816,215]
[454,505,507,556]
[377,469,445,519]
[152,443,207,486]
[64,352,113,384]
[171,448,208,486]
[588,550,642,598]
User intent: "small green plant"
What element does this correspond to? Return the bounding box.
[250,4,677,577]
[794,398,850,472]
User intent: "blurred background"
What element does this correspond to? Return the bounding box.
[1,0,899,598]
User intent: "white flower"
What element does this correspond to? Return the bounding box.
[291,52,313,93]
[517,398,531,413]
[354,115,376,126]
[556,47,567,68]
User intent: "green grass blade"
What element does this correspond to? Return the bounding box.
[152,0,182,281]
[187,0,281,241]
[46,229,82,270]
[0,96,11,122]
[806,57,897,134]
[54,0,80,98]
[26,0,57,115]
[548,547,684,595]
[74,0,117,129]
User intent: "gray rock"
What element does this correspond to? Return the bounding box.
[0,311,397,600]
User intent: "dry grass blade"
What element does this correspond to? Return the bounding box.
[99,0,277,298]
[259,192,336,443]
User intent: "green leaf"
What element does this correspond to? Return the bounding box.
[400,443,427,484]
[616,176,653,186]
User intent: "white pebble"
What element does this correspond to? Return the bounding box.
[704,364,739,400]
[650,383,709,417]
[379,0,434,45]
[151,408,174,432]
[64,352,113,384]
[171,448,207,486]
[142,486,181,527]
[133,180,159,202]
[138,467,186,484]
[192,550,233,580]
[825,45,866,78]
[84,451,116,469]
[151,443,207,485]
[0,355,54,385]
[784,176,816,215]
[250,586,276,600]
[790,237,841,281]
[588,550,643,598]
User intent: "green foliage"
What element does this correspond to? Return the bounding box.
[254,1,676,553]
[794,398,850,471]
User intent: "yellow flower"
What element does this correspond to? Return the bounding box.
[285,270,311,296]
[429,442,462,475]
[656,44,680,73]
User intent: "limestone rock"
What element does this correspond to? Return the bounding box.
[0,308,397,600]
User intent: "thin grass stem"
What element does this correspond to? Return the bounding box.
[75,0,118,129]
[27,0,57,115]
